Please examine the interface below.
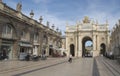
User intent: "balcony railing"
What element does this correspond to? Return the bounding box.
[21,38,30,42]
[2,34,12,39]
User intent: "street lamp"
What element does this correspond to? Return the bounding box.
[56,28,59,32]
[46,21,49,27]
[39,16,43,24]
[30,10,34,18]
[52,24,55,30]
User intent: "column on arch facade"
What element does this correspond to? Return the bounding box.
[78,35,82,57]
[66,36,69,56]
[106,34,110,52]
[93,35,98,57]
[96,35,100,52]
[75,34,78,57]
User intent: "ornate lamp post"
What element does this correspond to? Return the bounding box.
[30,10,34,18]
[46,21,49,27]
[52,24,55,30]
[39,16,43,24]
[56,28,59,32]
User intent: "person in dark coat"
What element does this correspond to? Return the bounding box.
[3,48,7,59]
[68,54,72,63]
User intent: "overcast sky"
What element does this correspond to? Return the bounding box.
[3,0,120,35]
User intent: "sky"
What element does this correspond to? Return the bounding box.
[3,0,120,35]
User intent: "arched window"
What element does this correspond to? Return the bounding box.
[34,33,39,42]
[2,24,13,38]
[3,24,12,34]
[43,35,47,44]
[21,31,26,38]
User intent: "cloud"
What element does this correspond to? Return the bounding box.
[84,11,119,30]
[3,0,17,9]
[82,0,120,31]
[42,14,75,35]
[23,10,75,35]
[32,0,50,4]
[4,0,120,35]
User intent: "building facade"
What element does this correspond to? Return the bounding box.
[0,2,62,60]
[110,20,120,58]
[65,16,110,57]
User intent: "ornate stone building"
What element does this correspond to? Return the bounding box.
[0,2,62,60]
[65,16,110,57]
[110,20,120,58]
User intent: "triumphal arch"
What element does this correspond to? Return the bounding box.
[65,16,110,57]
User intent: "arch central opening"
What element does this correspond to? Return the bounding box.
[82,36,93,57]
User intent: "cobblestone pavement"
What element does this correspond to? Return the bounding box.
[0,56,120,76]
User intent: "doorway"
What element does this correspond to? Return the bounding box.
[70,44,75,57]
[82,36,93,57]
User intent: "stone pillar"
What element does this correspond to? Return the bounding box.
[78,36,82,57]
[93,35,98,57]
[93,35,96,51]
[66,37,69,56]
[47,37,50,56]
[39,31,43,56]
[97,35,100,53]
[44,35,49,57]
[106,35,110,52]
[13,40,19,60]
[75,36,78,57]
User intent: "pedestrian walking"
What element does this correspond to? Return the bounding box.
[68,54,72,63]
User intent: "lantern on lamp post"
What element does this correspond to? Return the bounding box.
[30,10,34,18]
[39,16,43,24]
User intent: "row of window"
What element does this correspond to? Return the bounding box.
[2,24,39,42]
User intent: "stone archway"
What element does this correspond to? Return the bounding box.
[82,36,93,57]
[65,16,110,57]
[70,44,75,57]
[100,43,106,56]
